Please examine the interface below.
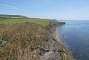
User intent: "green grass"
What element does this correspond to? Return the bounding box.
[0,18,48,27]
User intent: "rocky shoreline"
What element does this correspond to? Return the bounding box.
[47,20,75,60]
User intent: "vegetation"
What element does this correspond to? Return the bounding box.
[0,15,74,60]
[0,15,48,60]
[0,15,48,27]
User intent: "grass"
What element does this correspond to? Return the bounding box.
[0,16,49,60]
[0,22,48,60]
[0,18,48,27]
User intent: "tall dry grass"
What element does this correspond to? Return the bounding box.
[0,22,48,60]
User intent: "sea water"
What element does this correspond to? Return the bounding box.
[58,20,89,60]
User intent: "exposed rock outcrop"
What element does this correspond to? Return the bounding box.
[44,20,75,60]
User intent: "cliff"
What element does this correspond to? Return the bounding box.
[46,20,75,60]
[0,17,75,60]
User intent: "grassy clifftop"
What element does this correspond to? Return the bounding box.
[0,15,74,60]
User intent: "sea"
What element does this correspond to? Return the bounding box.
[57,20,89,60]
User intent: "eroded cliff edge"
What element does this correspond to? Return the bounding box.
[45,20,75,60]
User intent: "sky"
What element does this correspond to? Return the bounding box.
[0,0,89,20]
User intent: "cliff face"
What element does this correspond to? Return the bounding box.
[47,20,75,60]
[0,20,75,60]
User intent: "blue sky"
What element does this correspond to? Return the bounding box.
[0,0,89,20]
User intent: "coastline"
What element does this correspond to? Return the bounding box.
[49,20,75,60]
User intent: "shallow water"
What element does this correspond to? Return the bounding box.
[58,20,89,60]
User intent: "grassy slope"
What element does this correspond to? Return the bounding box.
[0,16,48,60]
[0,18,48,27]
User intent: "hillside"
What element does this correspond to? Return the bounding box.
[0,15,48,27]
[0,14,28,18]
[0,15,74,60]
